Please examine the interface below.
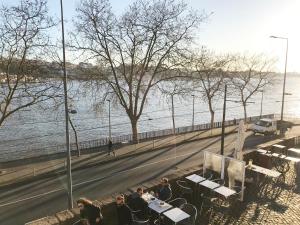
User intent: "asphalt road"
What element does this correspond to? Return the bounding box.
[0,131,271,225]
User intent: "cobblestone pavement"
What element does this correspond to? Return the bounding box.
[196,162,300,225]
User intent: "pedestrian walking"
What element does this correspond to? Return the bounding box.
[108,139,115,156]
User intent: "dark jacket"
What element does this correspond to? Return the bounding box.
[117,204,133,225]
[158,184,172,201]
[128,192,148,219]
[80,204,103,225]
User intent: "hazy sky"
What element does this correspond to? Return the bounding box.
[4,0,300,72]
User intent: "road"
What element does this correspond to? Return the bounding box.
[0,131,272,225]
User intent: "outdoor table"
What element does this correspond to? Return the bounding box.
[198,179,220,190]
[142,192,157,204]
[185,174,206,183]
[163,207,190,224]
[256,149,268,154]
[272,144,287,155]
[148,199,173,214]
[214,186,236,198]
[288,148,300,158]
[271,153,300,163]
[272,144,286,149]
[246,164,281,178]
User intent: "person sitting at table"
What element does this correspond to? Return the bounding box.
[77,197,103,225]
[116,195,133,225]
[156,177,172,201]
[128,187,148,220]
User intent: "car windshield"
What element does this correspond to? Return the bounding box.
[255,120,271,127]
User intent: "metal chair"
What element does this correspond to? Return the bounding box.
[133,214,150,225]
[168,197,187,208]
[176,180,193,200]
[178,203,198,225]
[212,178,225,186]
[199,192,220,223]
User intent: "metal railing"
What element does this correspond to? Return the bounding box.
[1,114,275,162]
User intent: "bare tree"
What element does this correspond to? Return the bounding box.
[0,0,60,127]
[159,80,192,134]
[229,54,274,121]
[72,0,207,143]
[190,48,232,128]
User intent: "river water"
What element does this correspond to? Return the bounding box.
[1,74,300,161]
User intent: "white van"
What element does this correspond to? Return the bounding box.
[252,118,277,135]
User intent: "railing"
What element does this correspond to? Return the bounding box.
[43,114,275,151]
[1,114,274,162]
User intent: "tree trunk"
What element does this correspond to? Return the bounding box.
[130,117,139,143]
[243,102,247,122]
[69,117,80,157]
[208,100,215,129]
[171,95,176,134]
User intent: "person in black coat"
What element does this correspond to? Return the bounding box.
[116,195,133,225]
[128,187,148,220]
[77,198,103,225]
[156,177,172,201]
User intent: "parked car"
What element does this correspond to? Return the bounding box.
[252,118,293,136]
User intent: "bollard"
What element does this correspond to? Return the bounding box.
[33,168,36,176]
[152,139,154,149]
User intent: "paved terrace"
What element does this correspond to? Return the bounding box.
[199,162,300,225]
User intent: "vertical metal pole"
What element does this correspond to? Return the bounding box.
[108,100,111,140]
[260,91,264,118]
[60,0,73,209]
[221,85,227,155]
[280,39,288,135]
[192,95,195,130]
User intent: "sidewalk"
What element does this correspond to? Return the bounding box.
[0,126,238,187]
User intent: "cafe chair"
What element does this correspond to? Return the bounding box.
[202,171,214,180]
[168,198,187,208]
[128,206,142,217]
[178,203,198,225]
[199,193,219,223]
[211,178,225,186]
[228,186,245,205]
[133,214,150,225]
[176,180,193,200]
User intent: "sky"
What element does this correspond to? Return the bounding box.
[3,0,300,72]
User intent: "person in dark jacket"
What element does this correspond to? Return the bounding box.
[156,177,172,201]
[128,187,148,220]
[77,198,103,225]
[116,195,133,225]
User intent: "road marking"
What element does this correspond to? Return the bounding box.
[0,142,234,208]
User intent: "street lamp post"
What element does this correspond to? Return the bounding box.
[220,85,227,155]
[60,0,73,209]
[270,35,288,135]
[191,95,195,130]
[260,90,264,118]
[107,100,111,141]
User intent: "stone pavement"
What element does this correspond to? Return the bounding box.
[0,126,238,186]
[197,163,300,225]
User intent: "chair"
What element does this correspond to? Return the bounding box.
[176,180,193,200]
[199,192,219,223]
[164,190,173,202]
[133,214,150,225]
[228,186,245,205]
[202,170,214,180]
[168,198,187,208]
[178,203,198,225]
[212,178,225,186]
